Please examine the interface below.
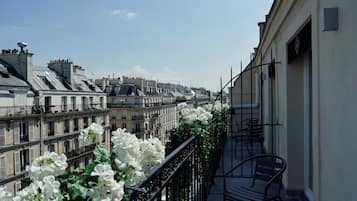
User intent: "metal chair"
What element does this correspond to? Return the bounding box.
[224,154,287,201]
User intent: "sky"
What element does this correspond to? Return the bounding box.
[0,0,273,91]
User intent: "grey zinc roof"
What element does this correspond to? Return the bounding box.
[30,66,69,91]
[73,74,102,92]
[107,84,145,96]
[0,64,29,88]
[30,66,103,92]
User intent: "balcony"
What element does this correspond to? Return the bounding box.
[43,104,109,117]
[128,118,302,201]
[132,115,144,121]
[64,144,96,162]
[0,105,40,120]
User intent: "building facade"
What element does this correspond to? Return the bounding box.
[0,46,110,195]
[0,62,39,195]
[104,80,178,144]
[230,1,357,200]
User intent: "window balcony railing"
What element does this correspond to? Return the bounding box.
[0,105,41,118]
[132,115,144,120]
[64,144,96,162]
[43,104,107,114]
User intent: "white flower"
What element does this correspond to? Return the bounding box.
[88,164,124,201]
[27,152,68,181]
[91,164,115,186]
[40,176,62,201]
[79,123,104,147]
[181,107,213,125]
[88,123,104,135]
[0,187,12,201]
[13,182,40,201]
[140,138,165,174]
[111,128,141,170]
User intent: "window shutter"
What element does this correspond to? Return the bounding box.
[29,148,34,165]
[0,156,6,178]
[13,123,20,144]
[0,124,5,146]
[14,151,20,174]
[29,121,34,141]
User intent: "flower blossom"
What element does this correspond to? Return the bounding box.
[89,164,124,201]
[27,152,68,181]
[79,123,104,147]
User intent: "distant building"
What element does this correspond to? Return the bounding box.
[103,77,178,144]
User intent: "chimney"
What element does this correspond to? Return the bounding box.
[0,43,34,81]
[48,59,74,84]
[258,22,266,40]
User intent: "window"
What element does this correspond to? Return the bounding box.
[64,141,70,153]
[0,124,4,146]
[112,123,117,131]
[71,97,76,110]
[122,123,127,129]
[44,96,52,113]
[20,149,29,171]
[91,116,96,124]
[39,76,56,90]
[19,122,29,143]
[74,139,79,150]
[83,117,89,128]
[89,97,94,108]
[0,155,5,179]
[102,132,106,143]
[100,97,104,108]
[64,120,70,133]
[47,121,54,136]
[74,161,79,169]
[82,97,88,110]
[121,112,127,120]
[61,96,67,111]
[84,157,90,167]
[135,123,141,132]
[102,115,106,126]
[73,119,79,131]
[48,144,55,152]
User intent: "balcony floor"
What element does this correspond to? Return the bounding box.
[207,136,306,201]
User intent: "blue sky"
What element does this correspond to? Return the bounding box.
[0,0,272,91]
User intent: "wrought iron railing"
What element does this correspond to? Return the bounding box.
[0,105,40,118]
[129,131,226,201]
[43,104,107,114]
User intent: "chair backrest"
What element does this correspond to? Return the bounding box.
[253,155,286,185]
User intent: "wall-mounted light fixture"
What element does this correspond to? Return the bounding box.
[322,7,339,31]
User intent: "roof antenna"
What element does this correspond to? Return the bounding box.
[17,42,27,53]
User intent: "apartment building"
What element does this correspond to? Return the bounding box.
[230,1,357,200]
[0,62,40,195]
[105,81,177,144]
[0,45,110,194]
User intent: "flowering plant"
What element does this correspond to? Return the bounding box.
[0,123,165,201]
[170,102,228,160]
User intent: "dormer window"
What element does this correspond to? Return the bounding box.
[39,76,56,90]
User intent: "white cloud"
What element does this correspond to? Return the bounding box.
[111,9,137,19]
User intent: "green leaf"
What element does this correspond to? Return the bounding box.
[93,144,111,162]
[67,182,88,200]
[84,160,100,176]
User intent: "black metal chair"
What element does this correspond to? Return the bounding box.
[224,154,287,201]
[233,118,264,157]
